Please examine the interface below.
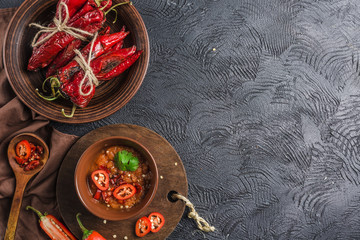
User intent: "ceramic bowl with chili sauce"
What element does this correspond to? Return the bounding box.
[74,136,158,221]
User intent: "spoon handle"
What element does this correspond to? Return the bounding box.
[4,180,27,240]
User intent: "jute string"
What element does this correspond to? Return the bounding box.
[73,32,99,96]
[173,193,216,232]
[29,2,94,48]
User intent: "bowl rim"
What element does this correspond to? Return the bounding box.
[74,135,159,221]
[3,0,150,124]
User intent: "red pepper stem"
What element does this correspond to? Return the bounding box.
[76,213,93,240]
[26,206,45,219]
[105,1,131,15]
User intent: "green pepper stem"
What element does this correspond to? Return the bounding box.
[36,89,61,101]
[61,104,77,118]
[42,76,60,93]
[26,206,45,219]
[76,213,93,240]
[105,1,131,15]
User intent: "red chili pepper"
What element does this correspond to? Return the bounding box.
[29,142,37,152]
[93,189,102,200]
[46,39,83,77]
[148,212,165,233]
[135,216,151,237]
[33,0,88,45]
[90,46,137,77]
[15,140,31,160]
[113,184,136,200]
[56,28,129,84]
[28,6,105,71]
[91,170,110,191]
[58,47,139,108]
[57,0,88,20]
[100,0,112,11]
[94,50,143,81]
[26,206,77,240]
[76,213,106,240]
[99,26,111,35]
[24,160,40,171]
[14,156,27,165]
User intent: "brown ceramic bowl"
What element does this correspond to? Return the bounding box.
[74,136,158,221]
[3,0,149,123]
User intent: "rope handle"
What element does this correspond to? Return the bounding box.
[172,193,216,233]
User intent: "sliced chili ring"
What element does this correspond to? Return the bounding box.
[135,216,151,237]
[148,212,165,233]
[91,170,110,191]
[113,184,136,200]
[15,140,31,160]
[14,156,27,165]
[24,160,40,171]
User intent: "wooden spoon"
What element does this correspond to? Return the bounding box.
[4,133,49,240]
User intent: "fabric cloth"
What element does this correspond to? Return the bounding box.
[0,8,79,239]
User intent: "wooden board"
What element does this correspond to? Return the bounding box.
[56,124,188,239]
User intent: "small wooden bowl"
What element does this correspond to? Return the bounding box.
[3,0,149,123]
[74,136,158,221]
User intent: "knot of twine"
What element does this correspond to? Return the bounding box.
[173,193,216,233]
[29,2,94,48]
[74,32,99,96]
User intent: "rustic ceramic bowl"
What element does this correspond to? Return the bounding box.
[3,0,149,123]
[74,136,158,221]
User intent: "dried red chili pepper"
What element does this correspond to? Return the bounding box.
[14,156,27,165]
[46,39,83,77]
[90,46,136,77]
[94,50,143,80]
[56,28,129,84]
[24,160,40,171]
[76,213,106,240]
[58,46,137,108]
[46,25,114,77]
[57,0,88,20]
[28,8,105,71]
[33,0,88,45]
[26,206,77,240]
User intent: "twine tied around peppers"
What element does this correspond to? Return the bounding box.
[172,193,216,233]
[73,32,99,96]
[29,2,94,48]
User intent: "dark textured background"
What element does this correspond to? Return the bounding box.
[3,0,360,239]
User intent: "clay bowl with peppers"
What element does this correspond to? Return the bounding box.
[3,0,149,123]
[74,136,158,221]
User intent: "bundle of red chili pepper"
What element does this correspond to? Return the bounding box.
[29,0,141,117]
[28,0,113,71]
